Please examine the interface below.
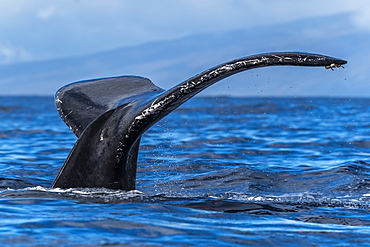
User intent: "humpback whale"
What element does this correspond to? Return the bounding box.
[52,52,347,190]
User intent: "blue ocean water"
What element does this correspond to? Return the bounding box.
[1,96,370,246]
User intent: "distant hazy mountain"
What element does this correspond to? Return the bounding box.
[0,14,367,96]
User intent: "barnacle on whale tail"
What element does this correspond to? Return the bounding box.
[325,63,345,70]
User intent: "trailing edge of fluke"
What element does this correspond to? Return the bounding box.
[51,52,347,190]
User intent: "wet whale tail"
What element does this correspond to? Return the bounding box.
[52,52,347,190]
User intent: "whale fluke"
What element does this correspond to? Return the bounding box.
[52,52,347,190]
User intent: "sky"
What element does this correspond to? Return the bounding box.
[1,0,370,65]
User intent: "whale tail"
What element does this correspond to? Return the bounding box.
[52,52,347,190]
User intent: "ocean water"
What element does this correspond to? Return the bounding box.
[1,96,370,246]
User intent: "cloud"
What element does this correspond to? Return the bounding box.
[0,43,33,64]
[0,0,369,64]
[37,5,56,20]
[351,3,370,30]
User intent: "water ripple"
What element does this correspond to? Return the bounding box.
[1,97,370,245]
